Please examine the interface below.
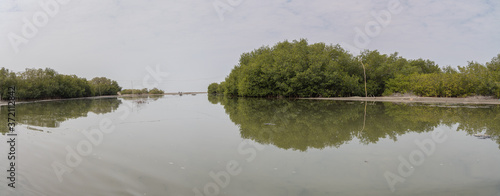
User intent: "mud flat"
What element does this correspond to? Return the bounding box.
[303,96,500,105]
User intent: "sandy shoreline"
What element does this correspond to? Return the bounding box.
[0,92,207,106]
[302,96,500,105]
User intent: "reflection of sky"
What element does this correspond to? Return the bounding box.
[1,95,499,195]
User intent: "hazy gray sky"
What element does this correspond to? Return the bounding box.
[1,0,499,92]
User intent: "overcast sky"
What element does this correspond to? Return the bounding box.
[1,0,499,92]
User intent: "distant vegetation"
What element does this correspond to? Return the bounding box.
[209,39,500,98]
[0,68,122,100]
[120,88,165,95]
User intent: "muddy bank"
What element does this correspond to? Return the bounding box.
[302,96,500,105]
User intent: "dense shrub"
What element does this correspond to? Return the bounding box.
[121,88,165,95]
[0,68,121,100]
[207,83,219,94]
[148,88,165,94]
[211,39,499,98]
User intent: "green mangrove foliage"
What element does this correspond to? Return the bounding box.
[120,87,165,95]
[207,83,219,94]
[89,77,122,96]
[0,98,122,134]
[209,95,500,151]
[148,88,165,94]
[209,39,500,98]
[0,68,122,100]
[385,59,500,97]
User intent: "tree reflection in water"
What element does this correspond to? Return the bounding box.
[208,95,500,151]
[0,95,168,134]
[0,98,121,133]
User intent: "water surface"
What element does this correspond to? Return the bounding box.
[1,95,500,196]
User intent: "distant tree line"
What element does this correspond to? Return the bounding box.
[120,88,165,95]
[209,39,500,98]
[0,68,122,100]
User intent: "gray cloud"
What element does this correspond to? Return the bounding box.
[1,0,498,91]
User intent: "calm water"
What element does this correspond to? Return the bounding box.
[1,95,500,196]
